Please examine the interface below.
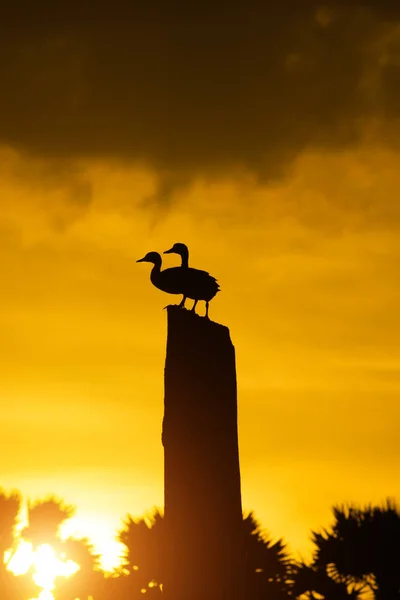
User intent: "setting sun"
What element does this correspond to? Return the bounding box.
[7,542,79,599]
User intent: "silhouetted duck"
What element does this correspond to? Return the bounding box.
[163,242,220,317]
[136,252,187,300]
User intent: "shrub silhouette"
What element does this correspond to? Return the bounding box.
[0,487,399,600]
[293,498,400,600]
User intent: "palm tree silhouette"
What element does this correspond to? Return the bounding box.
[117,508,293,599]
[292,561,363,600]
[0,489,39,600]
[0,489,21,565]
[53,537,102,600]
[21,496,74,549]
[21,496,104,600]
[296,499,400,600]
[118,509,165,594]
[242,511,293,600]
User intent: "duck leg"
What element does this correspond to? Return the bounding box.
[191,299,198,313]
[205,301,210,319]
[179,295,187,308]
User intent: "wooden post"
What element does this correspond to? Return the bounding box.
[162,306,244,599]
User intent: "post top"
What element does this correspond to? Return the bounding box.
[165,304,233,343]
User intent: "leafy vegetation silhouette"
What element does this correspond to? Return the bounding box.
[0,487,399,599]
[0,490,38,600]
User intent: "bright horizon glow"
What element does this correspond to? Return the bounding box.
[7,541,80,600]
[36,592,56,600]
[59,515,125,571]
[95,538,125,571]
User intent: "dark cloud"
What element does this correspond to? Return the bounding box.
[0,147,93,232]
[1,0,399,181]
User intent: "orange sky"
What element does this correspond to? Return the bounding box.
[1,142,400,564]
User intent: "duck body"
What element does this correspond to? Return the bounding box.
[179,266,220,302]
[150,265,188,295]
[148,261,218,302]
[163,243,220,316]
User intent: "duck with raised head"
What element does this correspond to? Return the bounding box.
[163,242,220,317]
[136,252,187,304]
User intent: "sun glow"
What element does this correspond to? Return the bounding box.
[6,541,80,600]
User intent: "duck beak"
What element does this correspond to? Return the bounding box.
[136,256,146,263]
[163,247,174,254]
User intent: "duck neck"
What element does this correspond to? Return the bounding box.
[180,248,189,268]
[150,259,162,284]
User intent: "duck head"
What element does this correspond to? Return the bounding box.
[136,251,162,265]
[164,242,188,257]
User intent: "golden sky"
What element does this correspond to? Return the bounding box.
[1,141,400,563]
[1,0,400,566]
